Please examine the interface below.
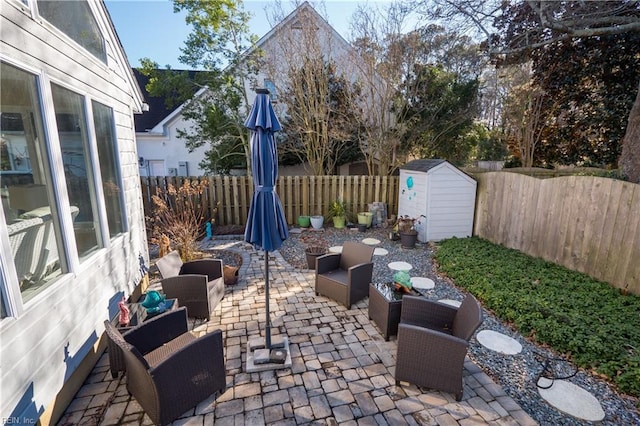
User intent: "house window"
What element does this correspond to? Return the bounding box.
[265,79,278,102]
[1,62,63,300]
[51,83,100,258]
[36,0,107,63]
[92,101,126,237]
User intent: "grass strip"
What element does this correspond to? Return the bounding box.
[434,236,640,398]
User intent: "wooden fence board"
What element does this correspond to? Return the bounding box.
[581,178,609,275]
[520,174,539,254]
[473,174,489,239]
[550,177,572,264]
[592,179,621,280]
[501,172,516,246]
[624,187,640,294]
[301,176,309,217]
[612,185,640,291]
[568,177,587,272]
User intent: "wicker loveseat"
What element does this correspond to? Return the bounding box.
[315,241,374,309]
[155,250,225,320]
[395,294,483,400]
[103,307,226,425]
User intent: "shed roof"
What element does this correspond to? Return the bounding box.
[400,159,447,172]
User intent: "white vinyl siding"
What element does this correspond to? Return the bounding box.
[0,0,146,422]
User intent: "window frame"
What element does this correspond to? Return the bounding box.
[90,99,129,237]
[0,57,129,318]
[32,0,109,68]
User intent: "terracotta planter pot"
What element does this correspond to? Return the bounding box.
[223,265,239,285]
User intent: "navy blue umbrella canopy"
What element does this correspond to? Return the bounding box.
[244,89,288,349]
[244,89,289,251]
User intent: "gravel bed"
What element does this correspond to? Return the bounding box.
[278,226,640,426]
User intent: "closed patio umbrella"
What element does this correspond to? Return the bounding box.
[244,88,289,349]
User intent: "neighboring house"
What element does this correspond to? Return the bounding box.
[133,69,210,177]
[1,1,147,423]
[135,1,377,176]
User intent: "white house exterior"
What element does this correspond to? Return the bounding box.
[134,69,210,177]
[134,1,370,177]
[398,159,477,242]
[1,0,147,423]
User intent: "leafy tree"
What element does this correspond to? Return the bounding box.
[402,64,480,165]
[466,123,508,161]
[349,6,485,174]
[420,0,640,181]
[530,31,640,167]
[140,0,260,175]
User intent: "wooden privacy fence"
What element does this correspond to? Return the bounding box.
[141,175,400,228]
[474,172,640,295]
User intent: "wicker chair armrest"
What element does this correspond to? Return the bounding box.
[124,308,189,354]
[347,262,374,283]
[181,258,223,280]
[316,253,341,274]
[149,329,225,397]
[398,323,469,362]
[400,296,458,331]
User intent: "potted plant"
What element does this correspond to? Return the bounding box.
[327,199,347,229]
[305,246,326,269]
[310,215,324,229]
[357,212,373,228]
[298,215,311,228]
[397,215,418,249]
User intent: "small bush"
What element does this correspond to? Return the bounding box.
[434,236,640,398]
[146,180,208,261]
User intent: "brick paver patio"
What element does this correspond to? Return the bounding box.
[57,239,537,425]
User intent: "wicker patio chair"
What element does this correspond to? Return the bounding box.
[395,294,483,401]
[103,307,226,425]
[155,250,225,320]
[315,241,374,309]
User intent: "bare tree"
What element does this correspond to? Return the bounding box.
[419,0,640,181]
[502,65,545,167]
[262,1,358,175]
[347,3,413,175]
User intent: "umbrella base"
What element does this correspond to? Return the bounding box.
[246,336,292,372]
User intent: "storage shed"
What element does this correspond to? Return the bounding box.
[398,159,477,242]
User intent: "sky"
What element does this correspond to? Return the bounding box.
[105,1,393,70]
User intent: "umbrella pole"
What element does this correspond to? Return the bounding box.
[265,250,271,349]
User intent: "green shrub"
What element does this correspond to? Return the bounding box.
[434,236,640,398]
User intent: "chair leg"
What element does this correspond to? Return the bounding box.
[455,391,463,401]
